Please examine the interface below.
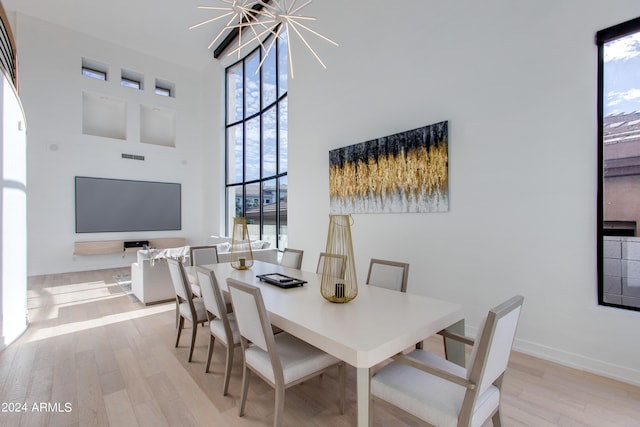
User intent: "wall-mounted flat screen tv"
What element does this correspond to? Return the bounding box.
[75,176,181,233]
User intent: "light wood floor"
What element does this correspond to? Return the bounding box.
[1,268,639,427]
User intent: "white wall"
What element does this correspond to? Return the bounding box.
[0,68,28,350]
[286,0,640,385]
[13,14,223,275]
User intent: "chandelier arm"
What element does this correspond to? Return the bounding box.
[255,25,282,73]
[196,6,234,10]
[207,13,242,49]
[239,8,271,49]
[288,0,314,17]
[189,11,235,30]
[287,19,327,69]
[286,17,338,46]
[225,24,277,58]
[286,26,295,79]
[213,0,273,58]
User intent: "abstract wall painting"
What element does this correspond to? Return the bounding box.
[329,121,449,214]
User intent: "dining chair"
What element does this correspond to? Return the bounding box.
[227,278,345,427]
[369,295,524,427]
[167,258,208,362]
[316,252,347,278]
[190,245,219,266]
[366,258,410,292]
[196,267,241,395]
[189,245,219,297]
[365,258,418,347]
[280,248,304,269]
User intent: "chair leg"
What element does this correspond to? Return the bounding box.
[206,334,215,373]
[274,384,285,427]
[175,300,179,328]
[175,317,184,347]
[492,409,503,427]
[339,363,345,415]
[368,368,374,427]
[415,340,424,349]
[222,344,234,396]
[239,365,250,417]
[369,400,374,427]
[188,320,198,362]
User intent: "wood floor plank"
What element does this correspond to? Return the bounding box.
[1,267,636,427]
[104,388,139,427]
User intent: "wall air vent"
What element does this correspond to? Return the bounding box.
[121,153,145,161]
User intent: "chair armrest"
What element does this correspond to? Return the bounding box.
[438,329,475,346]
[391,353,475,390]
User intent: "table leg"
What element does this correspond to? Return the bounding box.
[356,367,371,427]
[444,319,466,367]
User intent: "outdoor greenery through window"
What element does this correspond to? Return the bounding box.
[597,16,640,311]
[225,31,288,249]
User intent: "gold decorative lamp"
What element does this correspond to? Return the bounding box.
[230,217,254,270]
[320,215,358,303]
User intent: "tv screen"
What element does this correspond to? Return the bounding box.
[75,176,181,233]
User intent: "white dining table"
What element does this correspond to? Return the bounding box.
[199,261,464,427]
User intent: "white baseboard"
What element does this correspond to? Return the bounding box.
[462,325,640,387]
[513,338,640,387]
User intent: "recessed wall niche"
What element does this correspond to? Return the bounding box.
[82,91,126,140]
[140,104,176,147]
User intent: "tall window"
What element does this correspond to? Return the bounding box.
[225,32,288,248]
[597,16,640,312]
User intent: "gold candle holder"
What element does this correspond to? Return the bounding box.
[320,215,357,303]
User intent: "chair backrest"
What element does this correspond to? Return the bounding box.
[167,258,193,302]
[366,258,409,292]
[196,267,227,320]
[316,252,347,278]
[227,279,273,352]
[467,295,524,395]
[190,245,219,266]
[281,248,304,269]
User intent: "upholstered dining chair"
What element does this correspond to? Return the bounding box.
[189,245,219,297]
[280,248,304,269]
[167,258,208,362]
[366,258,420,348]
[366,258,410,292]
[196,267,241,395]
[369,295,524,427]
[316,252,347,278]
[190,245,219,266]
[227,278,345,427]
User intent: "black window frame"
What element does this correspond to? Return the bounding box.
[224,34,287,248]
[596,15,640,312]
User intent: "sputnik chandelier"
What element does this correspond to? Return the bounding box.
[190,0,338,77]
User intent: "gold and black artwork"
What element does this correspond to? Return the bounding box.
[329,121,449,214]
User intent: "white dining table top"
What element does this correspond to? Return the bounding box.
[199,261,464,369]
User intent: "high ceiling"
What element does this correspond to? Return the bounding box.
[3,0,231,70]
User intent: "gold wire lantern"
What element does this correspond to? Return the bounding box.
[230,217,254,270]
[320,215,358,303]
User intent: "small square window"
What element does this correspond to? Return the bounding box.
[155,86,171,97]
[121,69,143,90]
[155,78,174,97]
[121,77,141,89]
[82,67,106,81]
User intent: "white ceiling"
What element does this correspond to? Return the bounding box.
[3,0,230,70]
